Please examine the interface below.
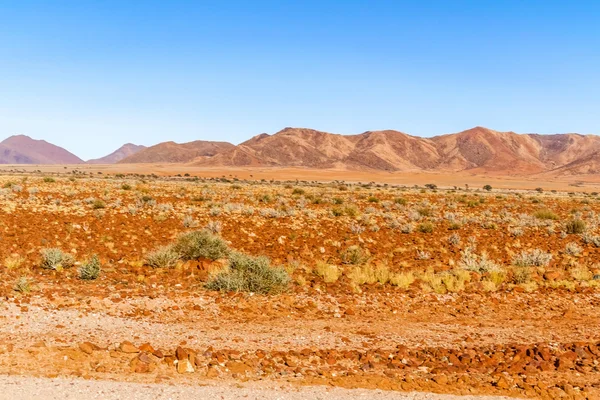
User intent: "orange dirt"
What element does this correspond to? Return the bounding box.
[0,171,599,399]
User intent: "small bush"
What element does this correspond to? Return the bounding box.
[565,219,586,234]
[340,245,369,265]
[14,277,31,294]
[40,248,75,270]
[43,177,56,183]
[292,188,305,195]
[174,230,230,260]
[394,197,407,206]
[533,209,558,220]
[206,252,290,294]
[121,183,132,190]
[483,184,492,191]
[92,199,106,209]
[512,249,552,267]
[145,246,180,268]
[417,222,434,233]
[315,261,342,283]
[79,255,101,280]
[367,196,379,203]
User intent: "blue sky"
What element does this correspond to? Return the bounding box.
[0,1,599,159]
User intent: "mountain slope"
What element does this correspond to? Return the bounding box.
[87,144,146,164]
[0,135,83,164]
[119,140,234,163]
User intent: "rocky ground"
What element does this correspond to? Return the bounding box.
[1,172,600,399]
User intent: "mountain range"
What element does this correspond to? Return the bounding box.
[1,127,600,176]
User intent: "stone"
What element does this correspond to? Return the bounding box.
[177,358,195,373]
[175,346,189,361]
[79,342,95,355]
[119,341,139,353]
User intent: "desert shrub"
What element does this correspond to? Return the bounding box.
[40,248,75,270]
[182,215,199,228]
[292,188,305,195]
[43,177,56,183]
[174,230,230,260]
[331,207,344,217]
[448,233,461,246]
[417,207,432,217]
[332,197,344,205]
[92,199,106,209]
[425,183,437,190]
[565,219,586,234]
[565,242,583,256]
[121,183,132,190]
[14,277,31,294]
[145,245,180,268]
[347,264,391,285]
[79,255,101,280]
[417,222,433,233]
[367,196,379,203]
[533,209,558,220]
[340,245,369,265]
[483,184,492,191]
[206,252,290,294]
[512,249,552,267]
[581,232,600,247]
[315,261,342,283]
[394,197,407,206]
[459,248,502,273]
[389,272,415,288]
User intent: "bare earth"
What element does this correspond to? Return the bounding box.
[1,168,600,399]
[0,376,514,400]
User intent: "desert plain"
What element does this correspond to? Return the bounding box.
[0,166,599,399]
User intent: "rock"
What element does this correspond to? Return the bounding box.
[138,352,153,364]
[433,375,448,385]
[175,346,189,361]
[177,358,195,373]
[226,361,252,375]
[119,341,139,353]
[496,376,511,389]
[139,343,155,354]
[206,366,220,378]
[79,342,95,355]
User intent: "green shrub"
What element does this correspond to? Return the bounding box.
[394,197,407,205]
[534,208,558,220]
[40,248,75,270]
[483,185,492,191]
[92,199,106,209]
[418,222,434,233]
[121,183,132,190]
[144,245,180,268]
[174,230,230,260]
[368,196,379,203]
[79,255,101,280]
[292,188,305,195]
[43,177,56,183]
[340,245,369,265]
[565,219,586,234]
[206,252,290,294]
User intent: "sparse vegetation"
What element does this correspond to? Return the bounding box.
[206,252,290,294]
[40,248,75,270]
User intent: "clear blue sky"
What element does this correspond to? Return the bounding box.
[0,1,599,159]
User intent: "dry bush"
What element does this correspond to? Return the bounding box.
[565,219,586,234]
[340,245,369,265]
[512,249,552,267]
[40,248,75,270]
[174,230,230,260]
[315,262,342,283]
[79,255,101,280]
[14,276,31,294]
[533,209,558,220]
[389,272,415,288]
[206,252,290,294]
[145,246,180,269]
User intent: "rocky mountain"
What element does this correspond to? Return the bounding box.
[190,126,600,176]
[4,128,600,176]
[0,135,83,164]
[119,140,235,164]
[87,143,146,164]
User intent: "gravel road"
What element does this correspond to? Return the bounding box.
[0,375,515,400]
